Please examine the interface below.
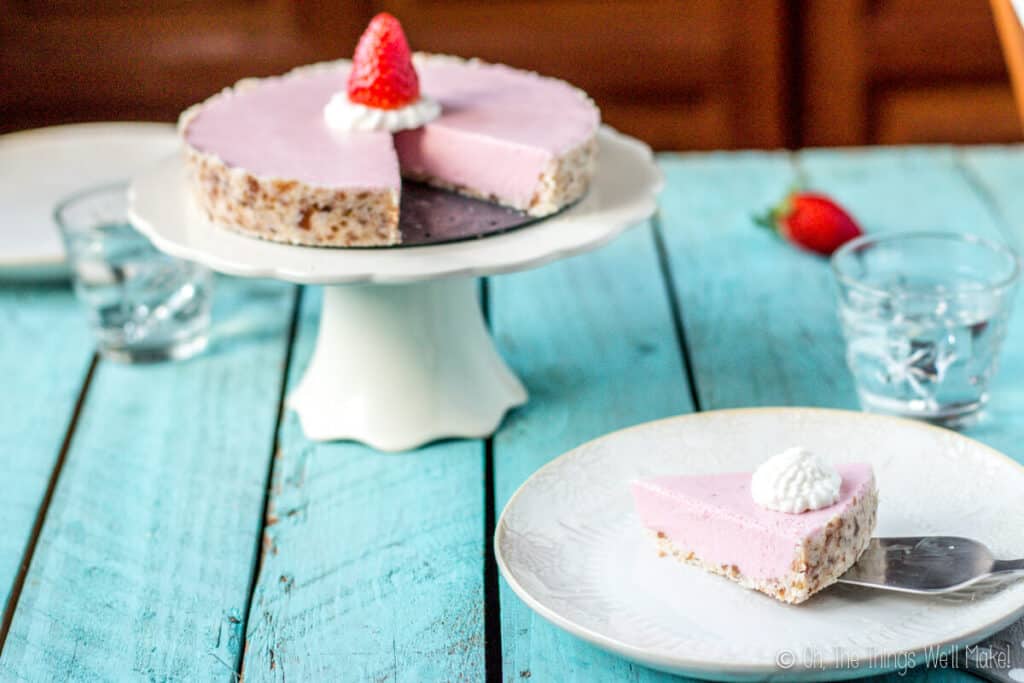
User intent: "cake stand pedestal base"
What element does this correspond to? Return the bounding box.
[287,277,527,450]
[130,126,662,451]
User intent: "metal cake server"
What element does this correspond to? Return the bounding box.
[840,537,1024,682]
[838,536,1024,594]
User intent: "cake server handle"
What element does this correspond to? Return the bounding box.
[991,558,1024,576]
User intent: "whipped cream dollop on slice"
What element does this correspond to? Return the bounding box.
[324,93,440,133]
[751,447,842,514]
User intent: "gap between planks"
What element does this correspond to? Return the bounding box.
[651,212,703,413]
[0,353,99,653]
[237,284,304,681]
[481,276,503,683]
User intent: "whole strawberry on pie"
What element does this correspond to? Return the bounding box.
[345,12,422,110]
[180,13,600,247]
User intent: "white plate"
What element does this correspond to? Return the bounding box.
[495,408,1024,681]
[128,126,662,284]
[0,122,179,281]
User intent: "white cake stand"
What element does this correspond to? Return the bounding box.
[129,126,662,451]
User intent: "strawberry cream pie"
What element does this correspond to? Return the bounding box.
[632,448,878,604]
[180,13,600,247]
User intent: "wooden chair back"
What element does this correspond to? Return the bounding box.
[993,0,1024,131]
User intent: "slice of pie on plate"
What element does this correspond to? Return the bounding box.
[632,462,878,604]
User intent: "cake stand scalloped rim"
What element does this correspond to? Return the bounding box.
[127,125,663,286]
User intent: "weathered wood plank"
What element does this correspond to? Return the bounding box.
[656,151,838,408]
[799,147,1004,241]
[658,147,1024,682]
[961,146,1024,252]
[800,146,1024,464]
[491,224,694,682]
[0,284,94,621]
[0,277,296,681]
[956,148,1024,463]
[241,286,486,682]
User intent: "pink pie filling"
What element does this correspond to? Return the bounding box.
[631,463,875,580]
[184,56,599,204]
[395,58,598,207]
[184,67,399,190]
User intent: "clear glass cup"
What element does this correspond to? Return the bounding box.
[55,182,214,363]
[832,232,1020,427]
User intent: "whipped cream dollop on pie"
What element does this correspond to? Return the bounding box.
[751,447,842,514]
[324,93,440,133]
[632,451,878,604]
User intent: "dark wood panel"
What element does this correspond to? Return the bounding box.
[377,0,788,149]
[729,0,789,148]
[12,0,243,17]
[0,0,788,149]
[378,0,731,94]
[802,0,867,145]
[0,1,368,131]
[873,84,1021,143]
[869,0,1007,81]
[4,0,1023,148]
[803,0,1021,146]
[602,99,731,151]
[993,0,1024,132]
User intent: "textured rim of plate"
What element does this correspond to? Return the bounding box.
[128,125,663,285]
[0,121,176,270]
[494,407,1024,679]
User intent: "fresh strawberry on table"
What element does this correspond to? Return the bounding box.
[347,12,420,110]
[755,191,863,256]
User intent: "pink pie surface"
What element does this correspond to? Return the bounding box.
[183,55,599,205]
[631,463,876,581]
[184,67,398,190]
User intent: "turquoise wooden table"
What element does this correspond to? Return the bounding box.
[2,147,1023,682]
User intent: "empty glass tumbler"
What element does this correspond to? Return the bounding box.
[55,182,213,363]
[832,232,1020,427]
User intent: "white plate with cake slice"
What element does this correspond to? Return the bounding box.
[495,407,1024,681]
[0,122,179,281]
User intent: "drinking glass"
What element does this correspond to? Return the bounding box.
[832,232,1020,427]
[55,182,214,363]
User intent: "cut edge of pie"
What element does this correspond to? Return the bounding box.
[632,466,878,605]
[649,486,877,604]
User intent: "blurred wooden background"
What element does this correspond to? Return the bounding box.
[2,0,1022,149]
